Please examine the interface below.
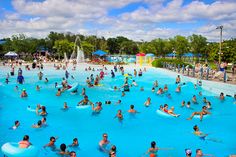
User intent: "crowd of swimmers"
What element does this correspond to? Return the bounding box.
[3,61,236,157]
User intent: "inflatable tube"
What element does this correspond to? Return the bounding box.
[95,84,103,87]
[124,74,132,78]
[56,85,62,89]
[67,83,79,92]
[76,105,90,109]
[156,110,172,117]
[27,106,36,112]
[193,115,209,119]
[1,142,38,157]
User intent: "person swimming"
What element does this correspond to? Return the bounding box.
[78,95,93,106]
[68,138,79,147]
[163,84,168,92]
[99,133,110,153]
[175,75,181,84]
[62,102,69,110]
[12,120,20,130]
[21,89,28,98]
[115,110,123,121]
[37,106,47,116]
[92,102,102,113]
[167,107,180,117]
[58,143,70,155]
[19,135,32,148]
[32,120,42,128]
[109,145,116,157]
[44,136,58,149]
[128,105,139,113]
[144,97,151,107]
[146,141,172,157]
[36,85,40,91]
[56,88,61,96]
[187,106,211,121]
[192,95,198,104]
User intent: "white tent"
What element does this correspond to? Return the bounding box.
[4,51,18,57]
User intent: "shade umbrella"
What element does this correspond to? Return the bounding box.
[92,50,107,56]
[136,53,146,56]
[4,51,18,57]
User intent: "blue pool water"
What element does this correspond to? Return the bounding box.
[0,64,235,157]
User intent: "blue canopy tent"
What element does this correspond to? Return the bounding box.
[166,53,176,57]
[146,53,155,57]
[92,50,107,56]
[183,52,194,57]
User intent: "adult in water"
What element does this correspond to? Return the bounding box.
[78,95,94,106]
[146,141,172,157]
[68,138,79,147]
[144,97,151,107]
[44,136,58,149]
[21,89,28,98]
[17,74,24,84]
[128,105,139,113]
[195,149,214,157]
[58,143,70,155]
[168,107,180,117]
[37,106,47,116]
[91,102,102,113]
[192,95,198,104]
[187,106,211,121]
[122,82,130,92]
[193,125,221,143]
[115,110,123,121]
[99,133,110,153]
[38,71,43,80]
[19,135,32,148]
[12,120,20,130]
[109,145,116,157]
[32,120,42,128]
[176,75,181,84]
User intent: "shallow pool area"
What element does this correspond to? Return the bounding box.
[0,63,236,157]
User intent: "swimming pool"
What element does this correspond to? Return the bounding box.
[0,63,235,157]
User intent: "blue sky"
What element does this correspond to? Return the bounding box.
[0,0,235,41]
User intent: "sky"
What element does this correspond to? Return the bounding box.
[0,0,235,41]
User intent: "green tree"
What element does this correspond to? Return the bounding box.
[81,41,94,58]
[54,39,74,59]
[173,35,189,58]
[189,34,207,61]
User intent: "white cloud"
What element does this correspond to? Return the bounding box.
[0,0,235,42]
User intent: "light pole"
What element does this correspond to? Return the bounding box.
[216,25,223,64]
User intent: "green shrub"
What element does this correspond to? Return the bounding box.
[152,58,193,68]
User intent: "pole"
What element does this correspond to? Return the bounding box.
[216,25,223,64]
[219,27,222,63]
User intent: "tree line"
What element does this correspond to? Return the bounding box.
[0,31,235,63]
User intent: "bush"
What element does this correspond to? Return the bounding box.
[152,58,193,68]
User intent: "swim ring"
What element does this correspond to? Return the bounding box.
[1,142,38,157]
[156,110,172,117]
[26,106,36,112]
[95,84,103,87]
[123,74,132,78]
[56,85,62,89]
[76,105,90,109]
[67,83,79,92]
[193,115,209,119]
